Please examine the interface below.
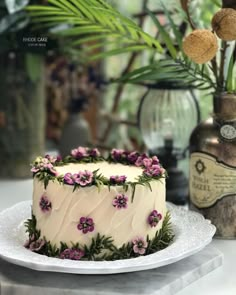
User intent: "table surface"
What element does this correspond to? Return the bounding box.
[0,179,236,295]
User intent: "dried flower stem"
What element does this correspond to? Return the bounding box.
[219,41,229,91]
[210,56,219,85]
[180,0,196,30]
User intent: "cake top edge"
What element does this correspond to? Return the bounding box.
[30,146,166,189]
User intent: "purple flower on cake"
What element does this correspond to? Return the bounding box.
[71,147,88,159]
[112,194,128,209]
[143,155,160,168]
[148,210,162,227]
[152,156,160,165]
[110,175,127,185]
[132,236,148,255]
[77,217,95,234]
[63,173,75,185]
[74,170,93,186]
[59,248,71,259]
[24,234,35,248]
[143,165,162,177]
[60,248,84,260]
[45,154,57,163]
[111,148,125,161]
[127,151,139,164]
[89,148,100,157]
[57,155,63,161]
[29,239,45,252]
[135,153,149,167]
[39,195,52,212]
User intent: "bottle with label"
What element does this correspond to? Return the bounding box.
[189,92,236,238]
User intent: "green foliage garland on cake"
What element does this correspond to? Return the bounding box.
[24,212,174,261]
[30,147,166,202]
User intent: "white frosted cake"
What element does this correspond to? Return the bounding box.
[25,147,173,261]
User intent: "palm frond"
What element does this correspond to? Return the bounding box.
[160,2,183,51]
[118,59,216,91]
[27,0,163,59]
[146,8,177,59]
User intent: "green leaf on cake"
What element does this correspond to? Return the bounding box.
[24,212,174,260]
[146,211,174,254]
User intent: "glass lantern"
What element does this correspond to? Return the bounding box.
[138,88,200,204]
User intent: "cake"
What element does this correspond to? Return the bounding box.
[25,147,174,261]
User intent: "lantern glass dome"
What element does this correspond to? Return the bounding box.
[138,89,200,154]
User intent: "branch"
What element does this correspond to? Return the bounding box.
[101,111,137,126]
[180,0,196,30]
[133,9,164,18]
[219,41,228,91]
[210,56,219,86]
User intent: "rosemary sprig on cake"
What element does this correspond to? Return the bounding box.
[24,213,174,261]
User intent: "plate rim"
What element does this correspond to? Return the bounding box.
[0,201,216,274]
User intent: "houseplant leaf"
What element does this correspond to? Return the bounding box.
[27,0,164,59]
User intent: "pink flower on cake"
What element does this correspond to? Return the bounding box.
[110,175,127,185]
[29,239,45,252]
[24,234,35,248]
[142,158,153,168]
[152,156,160,165]
[135,154,160,169]
[60,248,84,260]
[112,194,128,209]
[74,170,93,186]
[143,165,162,177]
[39,195,52,212]
[77,217,95,234]
[31,157,58,176]
[132,236,147,255]
[45,154,57,163]
[135,153,149,167]
[71,147,88,159]
[63,173,75,185]
[148,210,162,227]
[89,148,100,157]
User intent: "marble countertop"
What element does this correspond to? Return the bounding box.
[0,179,235,295]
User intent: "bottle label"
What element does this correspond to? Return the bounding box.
[190,152,236,208]
[220,124,236,141]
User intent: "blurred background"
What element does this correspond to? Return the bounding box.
[0,0,217,203]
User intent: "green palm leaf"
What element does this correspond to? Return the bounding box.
[27,0,163,59]
[146,8,177,59]
[118,59,216,91]
[160,2,183,51]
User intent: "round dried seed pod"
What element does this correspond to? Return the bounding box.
[212,8,236,41]
[183,29,218,64]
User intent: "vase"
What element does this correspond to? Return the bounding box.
[59,113,92,157]
[189,92,236,238]
[0,52,45,178]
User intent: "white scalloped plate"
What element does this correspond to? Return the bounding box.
[0,201,215,274]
